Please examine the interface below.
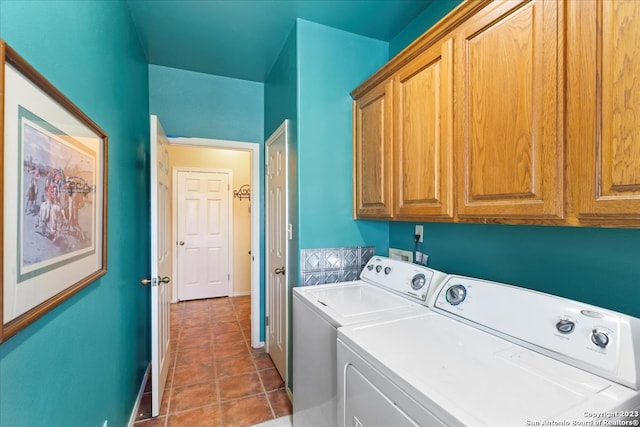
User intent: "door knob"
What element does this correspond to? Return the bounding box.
[140,276,171,286]
[274,267,285,275]
[178,241,185,246]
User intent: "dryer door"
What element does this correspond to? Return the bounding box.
[338,339,447,427]
[345,364,420,427]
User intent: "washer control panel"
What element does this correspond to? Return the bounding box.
[360,256,446,304]
[433,276,640,389]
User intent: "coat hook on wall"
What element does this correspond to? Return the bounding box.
[233,184,251,201]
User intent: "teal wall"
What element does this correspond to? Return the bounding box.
[389,0,463,57]
[264,25,298,140]
[264,20,391,386]
[265,26,299,350]
[389,222,640,318]
[296,19,390,252]
[0,1,150,426]
[264,24,298,299]
[149,64,264,142]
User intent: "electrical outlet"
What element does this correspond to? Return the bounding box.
[415,225,423,243]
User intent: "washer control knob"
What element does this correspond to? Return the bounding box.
[591,329,610,349]
[556,319,575,334]
[411,274,426,290]
[384,267,392,275]
[445,284,467,305]
[366,264,374,271]
[375,265,382,273]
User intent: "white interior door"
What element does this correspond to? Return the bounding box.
[266,122,288,382]
[177,170,231,301]
[148,115,171,417]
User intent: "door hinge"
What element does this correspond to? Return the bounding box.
[265,315,269,326]
[228,274,230,280]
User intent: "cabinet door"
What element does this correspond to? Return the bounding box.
[353,80,393,219]
[455,0,563,220]
[394,39,454,219]
[567,0,640,222]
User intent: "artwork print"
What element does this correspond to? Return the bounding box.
[19,107,96,280]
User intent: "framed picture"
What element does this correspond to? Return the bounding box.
[0,40,108,343]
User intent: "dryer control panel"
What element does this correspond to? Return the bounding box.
[361,257,446,305]
[433,276,640,390]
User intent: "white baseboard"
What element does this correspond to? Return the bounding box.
[232,290,251,297]
[128,363,150,427]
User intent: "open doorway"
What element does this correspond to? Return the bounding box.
[168,137,262,348]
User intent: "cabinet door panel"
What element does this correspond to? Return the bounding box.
[394,39,454,219]
[602,0,640,193]
[354,81,393,219]
[456,0,563,219]
[569,0,640,221]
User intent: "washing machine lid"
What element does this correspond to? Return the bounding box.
[338,312,639,426]
[293,282,422,327]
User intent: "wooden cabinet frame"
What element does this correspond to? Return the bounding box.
[351,0,640,227]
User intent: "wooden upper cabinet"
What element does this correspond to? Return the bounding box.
[567,0,640,223]
[353,80,393,219]
[454,0,564,220]
[394,39,454,220]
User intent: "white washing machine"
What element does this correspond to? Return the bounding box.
[292,256,447,427]
[338,275,640,427]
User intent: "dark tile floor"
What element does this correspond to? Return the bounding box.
[134,296,291,427]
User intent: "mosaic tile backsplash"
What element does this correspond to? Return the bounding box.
[300,246,375,286]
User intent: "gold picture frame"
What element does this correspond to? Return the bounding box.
[0,39,108,343]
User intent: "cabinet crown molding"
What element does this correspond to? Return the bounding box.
[351,0,494,100]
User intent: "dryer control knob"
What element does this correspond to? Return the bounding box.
[411,274,426,290]
[591,329,610,349]
[445,284,467,305]
[375,265,382,273]
[366,264,374,271]
[384,267,392,275]
[556,319,575,334]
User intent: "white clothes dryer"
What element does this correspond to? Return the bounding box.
[292,256,446,427]
[337,275,640,427]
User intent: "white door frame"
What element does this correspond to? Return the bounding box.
[173,167,233,301]
[169,137,262,348]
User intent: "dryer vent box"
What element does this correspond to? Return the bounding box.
[388,248,413,262]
